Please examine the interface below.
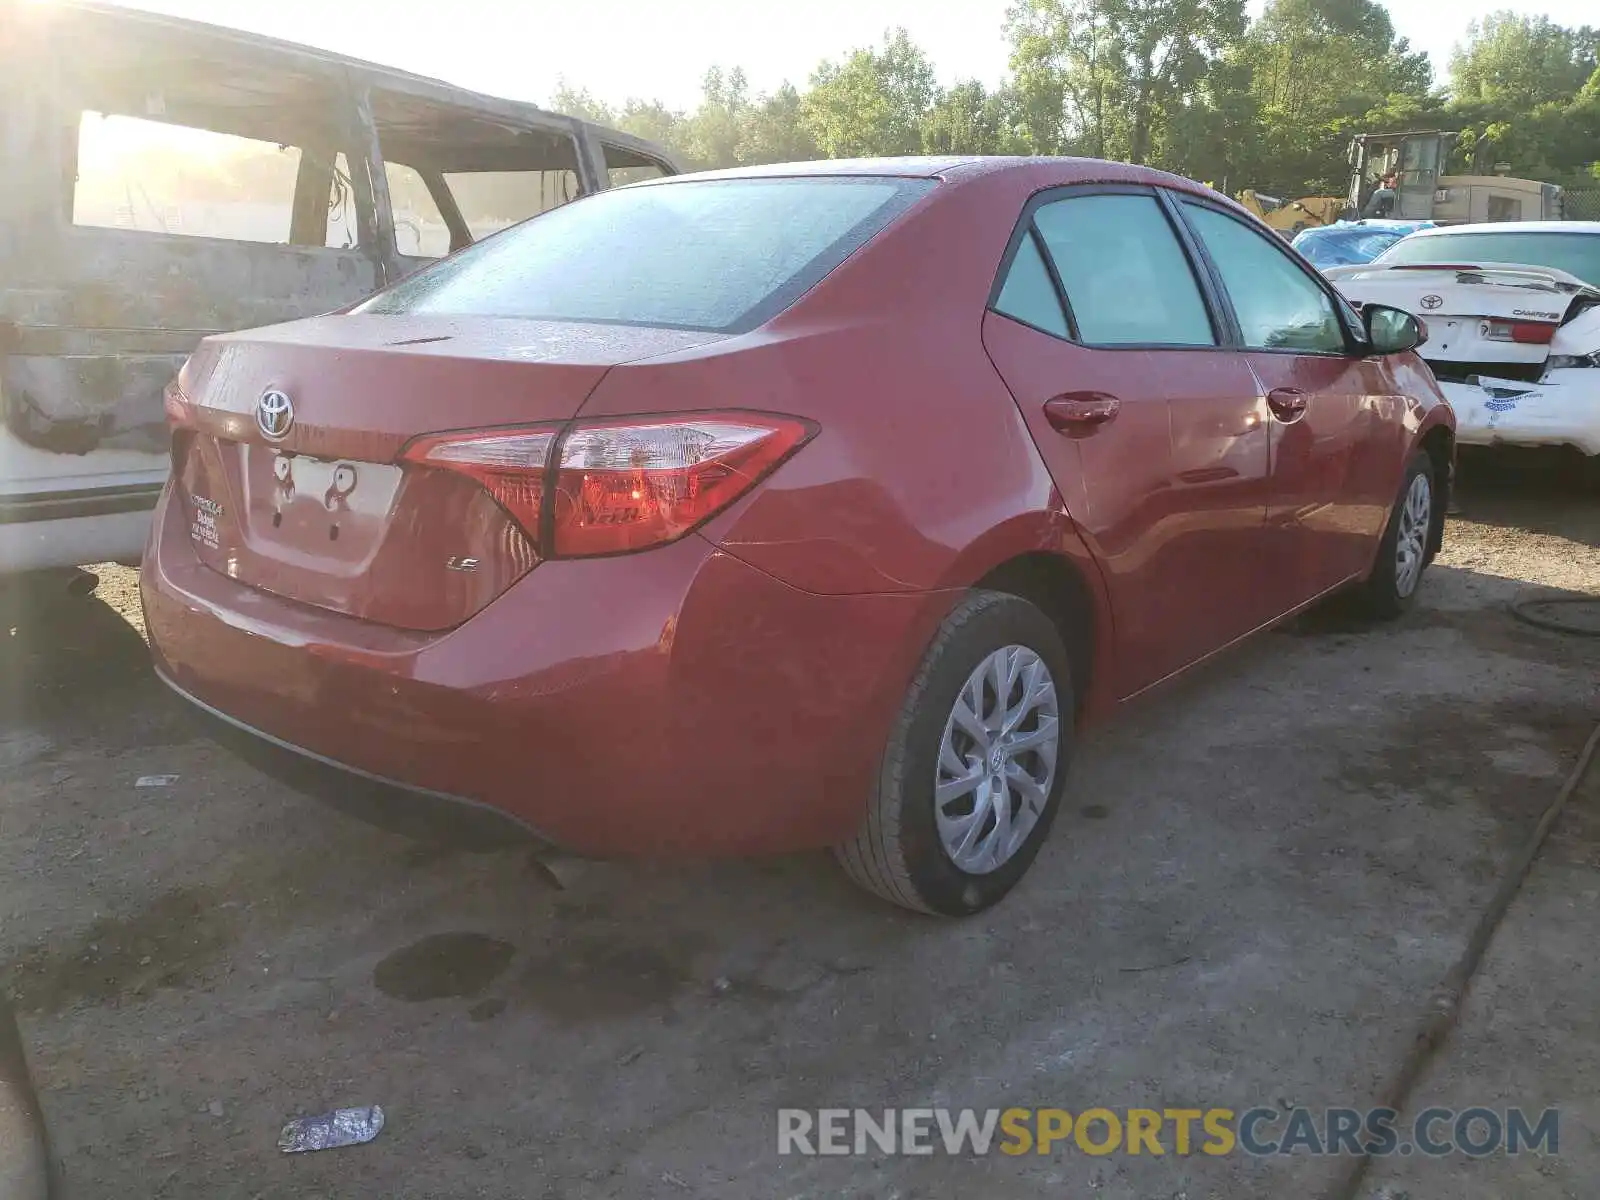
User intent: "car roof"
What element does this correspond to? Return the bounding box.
[663,157,984,180]
[28,0,680,168]
[642,155,1226,199]
[1404,221,1600,237]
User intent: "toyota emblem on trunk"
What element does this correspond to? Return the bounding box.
[1419,294,1443,311]
[256,389,294,441]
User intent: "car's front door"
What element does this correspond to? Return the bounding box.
[1174,199,1401,603]
[981,187,1273,699]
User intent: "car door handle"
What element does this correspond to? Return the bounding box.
[1043,392,1120,435]
[1267,387,1309,421]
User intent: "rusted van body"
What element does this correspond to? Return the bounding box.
[0,1,680,573]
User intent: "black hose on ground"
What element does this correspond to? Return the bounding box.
[1509,592,1600,637]
[1320,719,1600,1200]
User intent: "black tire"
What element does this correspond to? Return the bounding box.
[834,590,1075,916]
[1357,450,1435,618]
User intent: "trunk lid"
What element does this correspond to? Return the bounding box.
[1330,265,1600,378]
[1328,264,1594,323]
[175,314,725,630]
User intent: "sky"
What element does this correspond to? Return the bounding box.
[111,0,1596,113]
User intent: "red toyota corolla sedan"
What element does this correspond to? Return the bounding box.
[142,157,1454,915]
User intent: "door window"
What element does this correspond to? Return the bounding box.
[603,144,674,188]
[72,112,301,243]
[384,162,452,257]
[1030,194,1216,347]
[325,153,359,249]
[443,171,580,240]
[369,88,586,252]
[1182,204,1348,353]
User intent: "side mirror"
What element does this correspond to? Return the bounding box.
[1364,304,1425,354]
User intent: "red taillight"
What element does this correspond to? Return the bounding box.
[163,379,195,429]
[163,379,197,472]
[551,415,812,556]
[402,426,561,536]
[400,412,813,558]
[1485,319,1555,345]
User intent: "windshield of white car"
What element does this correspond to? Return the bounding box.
[1376,232,1600,286]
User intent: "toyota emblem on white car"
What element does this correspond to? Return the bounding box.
[1419,294,1443,311]
[257,389,294,440]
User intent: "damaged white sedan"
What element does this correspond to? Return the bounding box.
[1327,222,1600,457]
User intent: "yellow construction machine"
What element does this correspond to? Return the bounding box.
[1235,189,1347,235]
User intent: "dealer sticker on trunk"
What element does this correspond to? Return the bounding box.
[190,495,223,551]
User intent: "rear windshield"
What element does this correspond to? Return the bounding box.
[1293,227,1410,268]
[1377,231,1600,286]
[358,176,936,332]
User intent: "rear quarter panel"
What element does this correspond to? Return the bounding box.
[579,169,1091,597]
[1383,349,1456,553]
[575,165,1122,718]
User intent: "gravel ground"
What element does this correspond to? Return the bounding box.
[1,466,1597,1200]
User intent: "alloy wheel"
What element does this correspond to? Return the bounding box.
[934,645,1060,875]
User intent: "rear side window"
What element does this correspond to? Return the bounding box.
[443,170,581,239]
[604,144,675,188]
[993,234,1069,337]
[1182,204,1346,353]
[385,162,452,258]
[1031,194,1216,346]
[360,177,934,333]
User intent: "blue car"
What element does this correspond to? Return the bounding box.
[1292,220,1438,269]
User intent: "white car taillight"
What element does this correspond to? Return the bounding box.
[1483,319,1556,345]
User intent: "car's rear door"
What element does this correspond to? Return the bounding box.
[1173,197,1403,600]
[981,186,1273,698]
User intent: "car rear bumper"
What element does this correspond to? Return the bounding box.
[0,502,157,573]
[155,668,552,850]
[141,484,950,855]
[1440,375,1600,456]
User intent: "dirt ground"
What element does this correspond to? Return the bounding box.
[2,461,1598,1200]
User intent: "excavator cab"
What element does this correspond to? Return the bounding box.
[1348,131,1455,220]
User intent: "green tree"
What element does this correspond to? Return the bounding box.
[548,83,616,125]
[1450,13,1595,110]
[550,1,1599,205]
[615,100,686,151]
[801,29,939,157]
[921,81,1012,154]
[1152,58,1260,184]
[678,67,752,168]
[1235,0,1432,194]
[740,84,820,164]
[1005,0,1248,165]
[1006,0,1114,155]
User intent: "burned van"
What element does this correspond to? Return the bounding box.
[0,0,680,574]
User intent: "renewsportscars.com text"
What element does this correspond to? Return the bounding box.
[777,1106,1559,1158]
